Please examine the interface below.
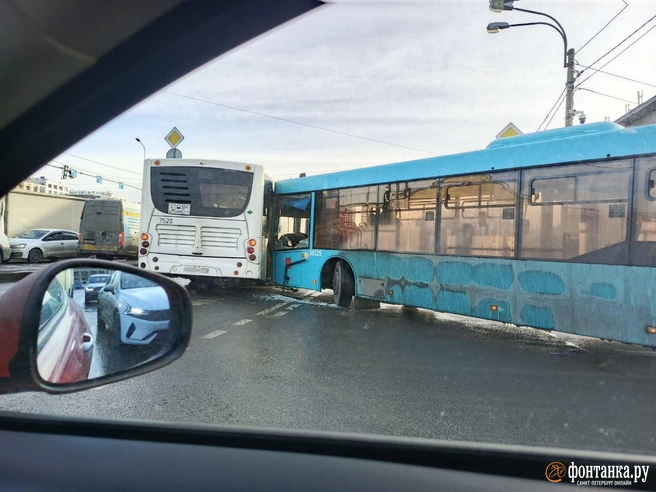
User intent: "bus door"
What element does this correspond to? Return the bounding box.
[272,194,311,288]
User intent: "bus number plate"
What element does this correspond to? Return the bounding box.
[183,266,210,274]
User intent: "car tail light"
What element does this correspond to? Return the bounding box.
[118,231,124,247]
[247,247,255,254]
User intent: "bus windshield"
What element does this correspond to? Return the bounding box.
[150,166,253,218]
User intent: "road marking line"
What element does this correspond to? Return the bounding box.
[234,319,252,326]
[364,321,370,330]
[257,302,288,315]
[270,303,301,317]
[201,330,226,339]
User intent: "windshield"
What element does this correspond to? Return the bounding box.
[2,0,656,468]
[120,273,158,290]
[15,229,49,239]
[88,275,110,284]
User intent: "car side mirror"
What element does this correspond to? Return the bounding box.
[0,259,192,394]
[102,285,115,293]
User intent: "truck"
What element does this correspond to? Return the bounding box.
[0,191,87,237]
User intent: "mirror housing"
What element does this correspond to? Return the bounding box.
[103,284,115,293]
[0,259,192,394]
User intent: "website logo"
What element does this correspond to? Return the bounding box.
[546,462,567,483]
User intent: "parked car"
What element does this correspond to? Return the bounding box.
[97,271,170,345]
[36,275,94,384]
[0,232,10,265]
[84,274,110,305]
[10,229,80,263]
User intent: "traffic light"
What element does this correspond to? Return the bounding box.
[61,165,76,179]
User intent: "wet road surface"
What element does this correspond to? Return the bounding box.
[1,284,655,456]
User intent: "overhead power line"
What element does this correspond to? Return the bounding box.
[545,95,567,131]
[578,14,656,81]
[576,64,656,88]
[577,22,656,88]
[45,163,142,190]
[578,87,636,104]
[577,0,629,53]
[164,91,439,156]
[63,152,142,176]
[52,160,141,184]
[537,88,567,132]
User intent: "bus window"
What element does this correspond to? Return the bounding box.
[377,180,437,253]
[274,194,311,250]
[521,160,632,263]
[439,172,518,258]
[314,186,378,251]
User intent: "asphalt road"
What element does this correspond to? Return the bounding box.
[1,283,656,456]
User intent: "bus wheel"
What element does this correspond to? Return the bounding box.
[333,260,354,307]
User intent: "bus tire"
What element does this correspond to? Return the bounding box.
[333,260,354,307]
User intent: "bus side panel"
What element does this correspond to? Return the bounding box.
[275,250,656,348]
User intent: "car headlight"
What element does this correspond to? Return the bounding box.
[125,304,150,318]
[12,244,26,249]
[85,286,93,291]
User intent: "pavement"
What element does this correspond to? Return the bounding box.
[0,281,655,457]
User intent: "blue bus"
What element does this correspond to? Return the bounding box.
[271,122,656,348]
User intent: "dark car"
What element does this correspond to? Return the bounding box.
[84,274,110,305]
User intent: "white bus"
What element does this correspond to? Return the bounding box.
[139,159,272,289]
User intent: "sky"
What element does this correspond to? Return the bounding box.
[34,0,656,202]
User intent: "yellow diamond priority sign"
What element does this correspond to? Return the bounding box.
[165,127,184,148]
[495,122,522,139]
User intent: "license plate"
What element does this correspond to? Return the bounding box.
[183,266,210,274]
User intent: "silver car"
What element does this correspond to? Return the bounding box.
[0,232,10,265]
[10,229,80,263]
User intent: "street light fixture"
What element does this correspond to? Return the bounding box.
[135,137,146,161]
[486,22,509,34]
[487,0,578,127]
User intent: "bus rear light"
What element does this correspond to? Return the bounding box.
[141,233,149,241]
[140,263,146,268]
[237,262,243,267]
[234,271,239,276]
[249,254,256,261]
[142,241,149,248]
[247,247,255,254]
[285,257,291,266]
[152,257,158,263]
[118,231,124,247]
[140,248,148,255]
[248,239,257,247]
[647,326,656,334]
[490,305,499,312]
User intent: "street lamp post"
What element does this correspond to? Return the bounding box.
[135,138,146,161]
[487,0,577,127]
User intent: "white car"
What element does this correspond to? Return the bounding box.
[10,229,80,263]
[0,232,10,264]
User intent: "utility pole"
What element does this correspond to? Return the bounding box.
[564,48,576,127]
